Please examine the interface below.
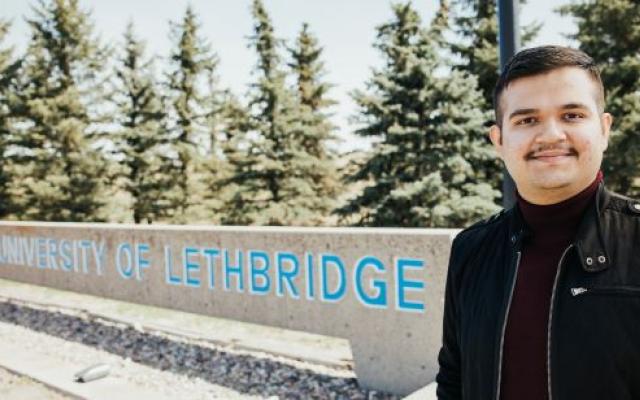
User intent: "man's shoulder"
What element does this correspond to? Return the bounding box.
[455,208,509,240]
[450,208,510,258]
[446,208,511,278]
[604,190,640,219]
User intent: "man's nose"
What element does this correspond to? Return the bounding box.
[536,119,567,142]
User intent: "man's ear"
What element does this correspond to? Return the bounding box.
[489,124,503,156]
[601,112,613,150]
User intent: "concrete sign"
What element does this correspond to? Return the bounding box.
[0,221,457,396]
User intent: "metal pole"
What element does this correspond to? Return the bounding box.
[498,0,520,209]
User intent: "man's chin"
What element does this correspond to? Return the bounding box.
[529,174,574,191]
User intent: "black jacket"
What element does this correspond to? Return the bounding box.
[436,183,640,400]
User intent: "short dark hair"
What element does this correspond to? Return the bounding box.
[493,45,605,126]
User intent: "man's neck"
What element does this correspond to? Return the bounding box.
[517,171,603,205]
[517,172,602,236]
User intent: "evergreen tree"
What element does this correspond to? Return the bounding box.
[450,0,540,197]
[0,19,20,219]
[289,23,333,112]
[215,92,252,225]
[287,22,341,223]
[226,0,338,226]
[166,5,221,222]
[559,0,640,198]
[9,0,109,221]
[199,58,235,223]
[451,0,540,108]
[225,0,296,225]
[337,1,500,228]
[112,22,174,223]
[451,0,500,108]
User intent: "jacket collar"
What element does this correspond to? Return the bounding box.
[507,182,611,273]
[573,182,611,272]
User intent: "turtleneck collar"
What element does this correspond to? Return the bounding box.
[516,171,603,241]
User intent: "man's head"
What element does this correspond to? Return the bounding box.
[489,46,613,205]
[493,46,605,126]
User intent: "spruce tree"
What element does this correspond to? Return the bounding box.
[9,0,109,222]
[199,58,234,223]
[0,19,20,219]
[289,23,333,113]
[451,0,540,108]
[166,5,221,223]
[451,0,500,108]
[225,0,294,225]
[225,0,337,226]
[337,1,500,228]
[215,92,252,225]
[112,22,175,223]
[559,0,640,197]
[287,22,341,224]
[450,0,539,197]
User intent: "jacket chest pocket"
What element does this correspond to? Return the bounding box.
[565,283,640,343]
[559,283,640,376]
[565,282,640,332]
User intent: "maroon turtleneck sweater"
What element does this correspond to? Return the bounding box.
[500,172,603,400]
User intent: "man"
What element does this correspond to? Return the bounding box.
[435,45,640,400]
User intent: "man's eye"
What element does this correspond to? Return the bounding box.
[516,117,536,125]
[564,112,584,121]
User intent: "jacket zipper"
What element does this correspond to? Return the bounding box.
[495,251,522,400]
[546,244,573,400]
[571,285,640,296]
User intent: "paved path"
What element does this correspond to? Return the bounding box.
[0,278,403,399]
[0,366,74,400]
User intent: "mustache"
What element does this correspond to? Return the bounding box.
[525,146,578,160]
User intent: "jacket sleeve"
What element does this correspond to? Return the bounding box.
[436,237,463,399]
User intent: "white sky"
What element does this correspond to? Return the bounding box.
[2,0,576,152]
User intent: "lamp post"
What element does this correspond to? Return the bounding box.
[498,0,520,208]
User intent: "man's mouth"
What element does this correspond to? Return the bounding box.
[526,149,578,161]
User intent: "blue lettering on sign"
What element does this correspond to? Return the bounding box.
[37,238,47,269]
[135,243,151,281]
[164,245,181,286]
[224,249,244,292]
[320,253,346,303]
[79,240,92,273]
[5,235,22,265]
[395,257,425,313]
[354,255,388,308]
[202,248,220,290]
[182,246,201,287]
[0,233,432,314]
[305,252,314,300]
[0,239,5,264]
[276,251,300,299]
[47,239,58,270]
[60,240,73,271]
[248,250,270,295]
[19,237,35,267]
[92,241,106,275]
[116,242,134,279]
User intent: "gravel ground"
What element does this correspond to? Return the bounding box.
[0,366,74,400]
[0,300,398,399]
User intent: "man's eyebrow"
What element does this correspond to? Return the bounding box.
[508,108,538,120]
[508,103,592,120]
[561,102,590,110]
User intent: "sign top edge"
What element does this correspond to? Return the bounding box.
[0,221,461,236]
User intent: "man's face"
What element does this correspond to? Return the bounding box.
[489,67,613,205]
